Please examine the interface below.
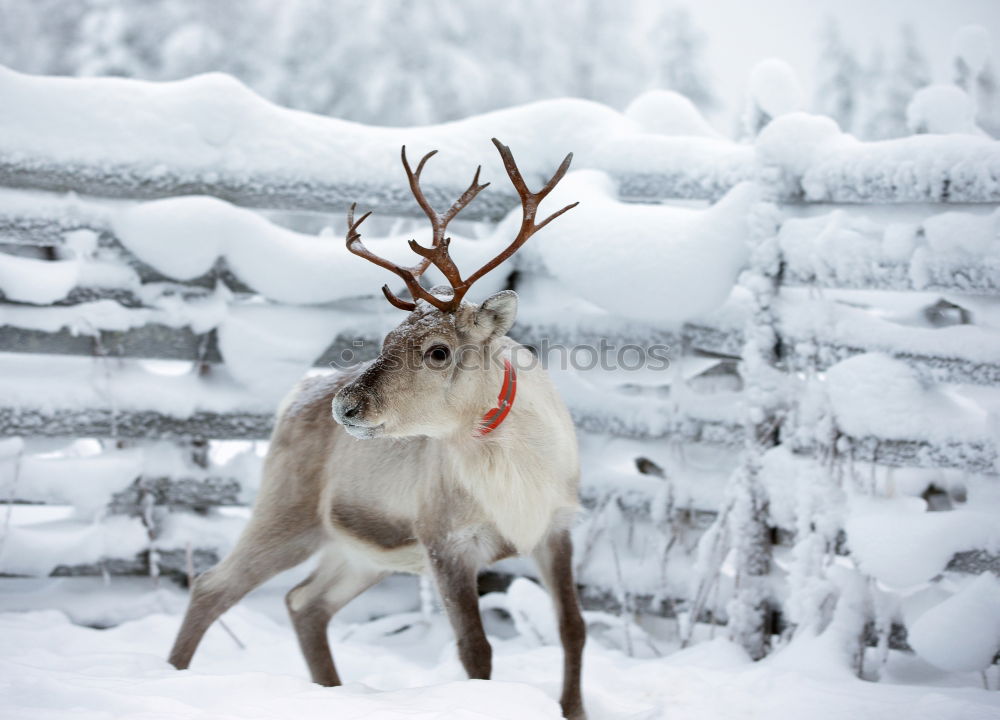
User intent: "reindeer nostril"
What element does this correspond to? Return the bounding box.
[343,401,361,419]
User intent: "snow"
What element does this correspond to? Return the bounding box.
[777,205,1000,291]
[756,112,1000,201]
[593,134,754,200]
[0,65,757,209]
[0,64,997,231]
[0,253,80,304]
[908,573,1000,673]
[0,287,232,336]
[0,352,271,418]
[577,431,735,523]
[747,58,803,119]
[624,90,722,138]
[0,505,248,577]
[825,353,990,443]
[113,196,413,304]
[906,85,979,135]
[161,23,223,80]
[0,65,631,193]
[0,248,143,306]
[549,365,675,439]
[922,206,1000,256]
[756,112,843,180]
[0,513,147,576]
[845,498,1000,588]
[216,304,360,403]
[778,293,1000,366]
[505,577,560,645]
[0,437,24,459]
[154,510,248,558]
[0,446,141,512]
[535,174,755,325]
[3,56,1000,719]
[1,580,998,720]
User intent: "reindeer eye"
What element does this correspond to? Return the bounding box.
[424,345,451,367]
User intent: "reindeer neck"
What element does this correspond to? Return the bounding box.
[447,338,522,440]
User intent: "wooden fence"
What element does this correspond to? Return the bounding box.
[1,84,998,666]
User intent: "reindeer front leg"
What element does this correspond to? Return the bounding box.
[425,542,492,680]
[534,528,587,720]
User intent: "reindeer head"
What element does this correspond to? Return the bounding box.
[332,139,576,439]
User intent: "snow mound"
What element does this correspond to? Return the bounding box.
[0,447,142,513]
[846,499,1000,587]
[756,112,843,178]
[112,196,400,304]
[0,351,271,418]
[908,573,1000,672]
[505,578,559,645]
[748,58,803,119]
[906,85,978,135]
[535,172,755,325]
[825,353,990,443]
[216,304,355,403]
[0,65,630,190]
[0,515,148,576]
[624,89,722,137]
[0,253,80,304]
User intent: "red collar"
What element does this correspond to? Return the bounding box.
[474,359,517,437]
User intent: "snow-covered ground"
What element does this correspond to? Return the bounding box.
[0,576,998,720]
[1,14,1000,720]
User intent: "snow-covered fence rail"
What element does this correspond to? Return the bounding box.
[2,67,1000,212]
[1,68,999,668]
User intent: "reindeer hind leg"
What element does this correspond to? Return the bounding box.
[285,547,385,686]
[534,528,587,720]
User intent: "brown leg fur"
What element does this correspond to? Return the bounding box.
[534,529,587,720]
[426,545,492,680]
[285,549,384,686]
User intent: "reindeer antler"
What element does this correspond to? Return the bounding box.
[344,202,429,311]
[460,139,578,295]
[346,139,577,312]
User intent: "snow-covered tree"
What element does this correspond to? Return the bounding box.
[259,0,346,117]
[648,7,717,112]
[256,0,535,124]
[72,0,144,77]
[1,0,656,123]
[855,46,888,139]
[69,0,196,78]
[859,25,930,140]
[952,25,999,138]
[0,0,89,75]
[813,19,860,132]
[574,0,647,108]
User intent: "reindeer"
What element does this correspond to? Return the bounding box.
[168,139,587,720]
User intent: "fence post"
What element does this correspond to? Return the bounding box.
[726,195,783,659]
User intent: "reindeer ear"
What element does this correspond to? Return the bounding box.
[464,290,518,342]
